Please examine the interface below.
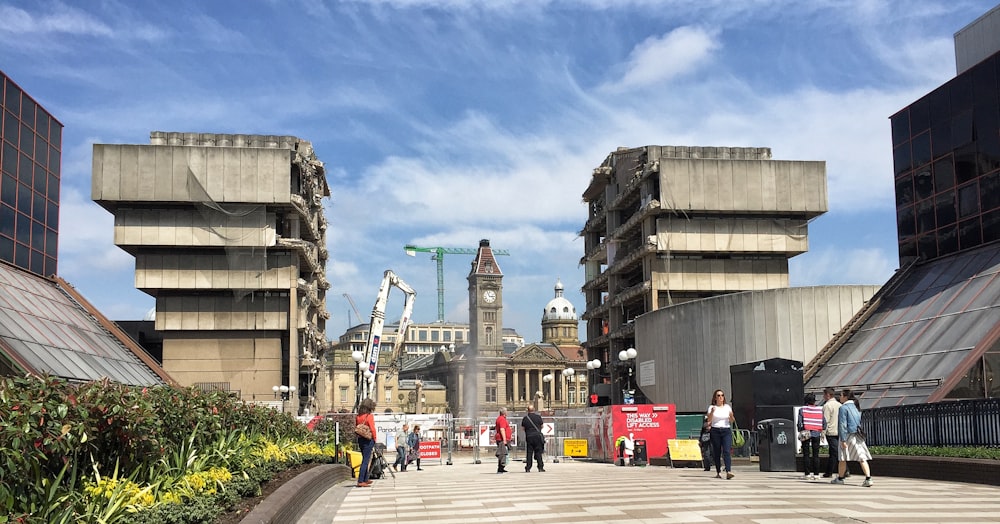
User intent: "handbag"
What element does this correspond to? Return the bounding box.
[855,427,867,441]
[355,417,372,440]
[798,430,811,442]
[731,422,745,448]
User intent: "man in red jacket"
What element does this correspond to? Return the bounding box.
[495,407,512,474]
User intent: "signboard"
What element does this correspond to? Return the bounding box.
[367,335,381,374]
[564,439,588,457]
[479,424,492,447]
[667,439,703,462]
[541,422,555,436]
[419,440,441,460]
[610,404,676,461]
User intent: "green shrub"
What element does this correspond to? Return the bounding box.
[871,445,1000,460]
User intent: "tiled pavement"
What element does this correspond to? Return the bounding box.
[298,455,1000,523]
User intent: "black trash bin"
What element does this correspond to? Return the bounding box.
[633,439,647,466]
[756,418,796,472]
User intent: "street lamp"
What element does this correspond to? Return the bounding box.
[561,367,575,406]
[540,373,554,411]
[618,347,637,404]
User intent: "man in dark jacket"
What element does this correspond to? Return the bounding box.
[520,405,545,472]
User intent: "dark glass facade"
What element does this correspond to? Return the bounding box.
[891,52,1000,265]
[0,71,62,277]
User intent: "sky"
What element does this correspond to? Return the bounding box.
[1,0,995,343]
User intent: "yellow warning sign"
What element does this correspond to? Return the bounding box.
[667,439,703,462]
[563,439,588,457]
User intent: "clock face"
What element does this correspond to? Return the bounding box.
[483,290,496,303]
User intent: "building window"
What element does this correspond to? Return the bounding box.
[484,311,496,322]
[339,386,348,403]
[568,387,576,405]
[418,330,427,341]
[486,386,497,403]
[443,331,451,341]
[456,330,464,341]
[485,327,494,346]
[485,370,497,382]
[431,330,439,342]
[385,388,393,404]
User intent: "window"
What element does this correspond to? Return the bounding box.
[443,331,451,342]
[486,386,497,403]
[456,330,463,341]
[431,330,439,342]
[385,388,393,404]
[484,311,496,322]
[418,330,427,341]
[568,387,576,405]
[485,370,497,382]
[485,327,493,346]
[339,386,348,403]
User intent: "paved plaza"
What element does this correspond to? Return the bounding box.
[298,454,1000,523]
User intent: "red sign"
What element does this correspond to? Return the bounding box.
[419,440,441,459]
[610,404,676,460]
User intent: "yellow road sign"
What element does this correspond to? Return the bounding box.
[564,438,588,457]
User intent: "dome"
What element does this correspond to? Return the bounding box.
[542,279,577,321]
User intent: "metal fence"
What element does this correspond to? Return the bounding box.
[862,398,1000,447]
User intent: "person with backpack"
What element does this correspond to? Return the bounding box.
[521,404,545,472]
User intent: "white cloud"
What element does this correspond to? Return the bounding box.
[601,26,721,93]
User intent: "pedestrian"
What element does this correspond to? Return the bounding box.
[494,407,512,474]
[831,389,873,487]
[798,393,825,480]
[821,387,842,478]
[407,425,423,470]
[706,389,735,479]
[623,432,635,466]
[393,423,409,472]
[355,398,377,488]
[521,404,545,472]
[699,414,713,471]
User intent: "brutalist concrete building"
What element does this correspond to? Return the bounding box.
[580,146,838,404]
[91,132,331,412]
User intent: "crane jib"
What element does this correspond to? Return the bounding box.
[368,335,381,373]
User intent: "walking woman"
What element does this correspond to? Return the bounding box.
[706,389,736,479]
[831,389,874,487]
[355,398,377,487]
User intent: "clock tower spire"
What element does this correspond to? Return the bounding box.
[468,239,504,359]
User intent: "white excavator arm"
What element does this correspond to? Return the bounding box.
[355,269,415,406]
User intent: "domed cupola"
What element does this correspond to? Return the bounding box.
[541,279,579,344]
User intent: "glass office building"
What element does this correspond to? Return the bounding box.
[891,51,1000,265]
[0,70,63,277]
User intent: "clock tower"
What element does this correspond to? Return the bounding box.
[468,239,504,359]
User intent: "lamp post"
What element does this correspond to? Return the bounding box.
[542,373,554,410]
[586,358,602,404]
[271,384,297,412]
[351,349,365,409]
[561,367,575,407]
[618,347,637,404]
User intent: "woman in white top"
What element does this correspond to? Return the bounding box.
[706,389,736,479]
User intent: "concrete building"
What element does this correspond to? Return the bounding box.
[635,285,878,413]
[91,132,332,413]
[579,145,827,403]
[805,7,1000,407]
[1,70,62,277]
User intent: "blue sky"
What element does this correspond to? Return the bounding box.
[1,0,994,343]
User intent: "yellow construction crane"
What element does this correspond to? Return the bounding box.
[404,243,510,321]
